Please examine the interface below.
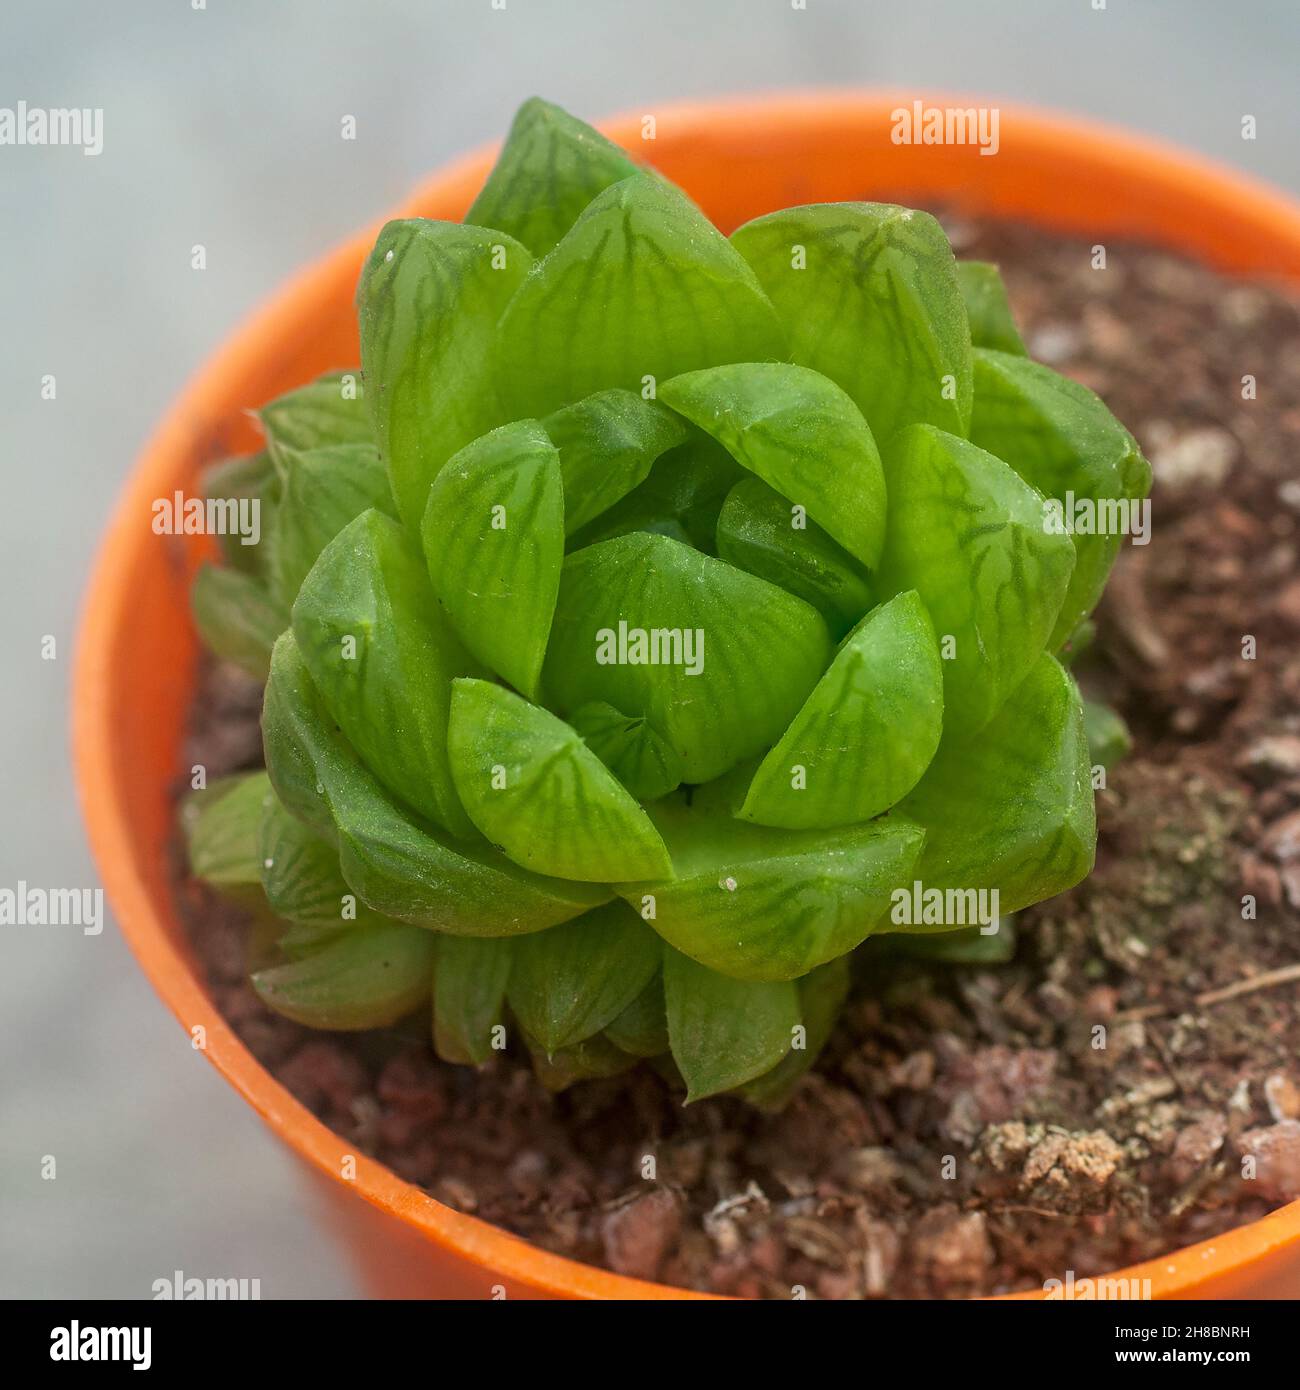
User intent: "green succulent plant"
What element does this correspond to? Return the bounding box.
[187,98,1149,1106]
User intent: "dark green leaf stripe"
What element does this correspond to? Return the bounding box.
[661,361,887,571]
[507,901,662,1053]
[260,371,372,473]
[739,589,944,829]
[731,202,972,443]
[465,97,640,258]
[447,679,673,882]
[259,788,372,929]
[293,508,480,837]
[265,442,396,612]
[970,347,1151,647]
[715,476,873,636]
[877,424,1076,737]
[899,653,1095,915]
[191,564,284,680]
[252,922,436,1031]
[663,946,801,1102]
[542,389,687,535]
[545,531,832,784]
[496,174,785,419]
[262,633,609,936]
[422,420,564,701]
[567,701,683,802]
[358,219,533,529]
[566,431,742,554]
[433,934,513,1064]
[620,784,925,981]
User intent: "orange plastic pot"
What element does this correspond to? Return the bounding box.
[75,91,1300,1300]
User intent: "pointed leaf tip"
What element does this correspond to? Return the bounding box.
[448,678,674,883]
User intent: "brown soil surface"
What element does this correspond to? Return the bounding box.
[173,218,1300,1298]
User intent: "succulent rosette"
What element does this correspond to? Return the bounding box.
[187,99,1150,1105]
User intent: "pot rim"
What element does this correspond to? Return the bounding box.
[74,90,1300,1301]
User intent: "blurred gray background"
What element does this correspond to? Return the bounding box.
[2,0,1297,1299]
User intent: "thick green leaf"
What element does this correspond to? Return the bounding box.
[620,790,925,980]
[447,679,673,882]
[715,477,873,635]
[877,424,1076,737]
[731,202,971,443]
[956,261,1026,356]
[266,442,396,611]
[432,934,513,1064]
[663,946,800,1102]
[661,362,886,570]
[191,564,283,680]
[261,633,339,841]
[542,389,687,534]
[259,371,371,473]
[259,790,368,929]
[566,432,742,554]
[1058,617,1096,668]
[465,97,640,258]
[1083,698,1132,771]
[970,348,1151,646]
[602,973,668,1057]
[330,755,610,938]
[252,921,435,1030]
[204,450,277,503]
[263,633,609,934]
[330,767,609,936]
[740,591,942,829]
[496,174,785,419]
[898,653,1095,916]
[738,957,850,1110]
[525,1032,637,1092]
[877,918,1018,964]
[202,450,278,577]
[545,532,832,784]
[421,420,563,701]
[275,920,353,960]
[567,702,682,802]
[292,509,478,837]
[357,219,532,528]
[507,901,662,1052]
[184,772,271,892]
